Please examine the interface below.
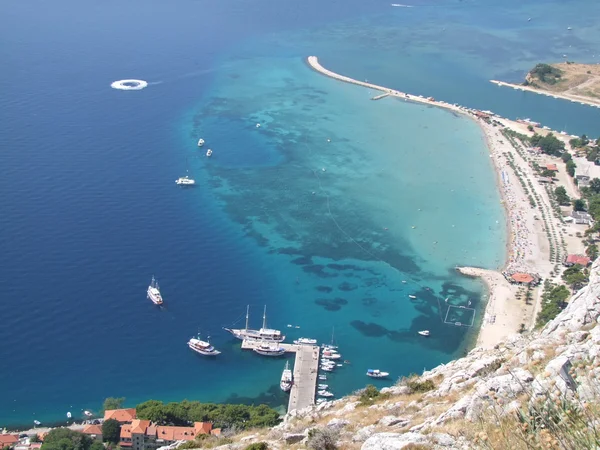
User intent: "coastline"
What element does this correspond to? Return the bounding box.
[490,80,600,109]
[306,56,555,348]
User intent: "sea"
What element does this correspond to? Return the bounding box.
[1,0,599,428]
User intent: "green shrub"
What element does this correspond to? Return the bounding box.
[307,428,338,450]
[244,443,269,450]
[406,378,435,393]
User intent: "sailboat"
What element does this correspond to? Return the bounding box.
[223,305,285,342]
[176,157,196,186]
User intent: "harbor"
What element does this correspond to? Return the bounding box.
[241,340,320,412]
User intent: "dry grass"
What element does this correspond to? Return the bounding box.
[529,62,600,100]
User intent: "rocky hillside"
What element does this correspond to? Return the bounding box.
[199,260,600,449]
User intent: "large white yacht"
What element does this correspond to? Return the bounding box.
[175,175,196,186]
[280,361,293,392]
[147,276,163,305]
[188,334,221,356]
[223,305,285,342]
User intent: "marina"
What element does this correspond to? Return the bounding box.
[241,340,320,411]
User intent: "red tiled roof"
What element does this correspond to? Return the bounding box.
[37,433,47,443]
[566,254,591,266]
[511,273,534,283]
[546,164,558,171]
[194,422,213,436]
[155,426,197,441]
[120,424,132,440]
[105,408,137,423]
[130,420,151,435]
[0,435,18,447]
[82,425,103,436]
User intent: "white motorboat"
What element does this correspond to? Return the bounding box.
[67,412,72,419]
[147,276,164,305]
[206,149,213,157]
[418,330,430,337]
[84,411,93,417]
[318,374,327,380]
[254,342,286,357]
[175,175,196,186]
[318,384,329,389]
[320,365,334,372]
[409,295,417,299]
[197,138,205,147]
[33,420,41,426]
[188,334,221,356]
[366,369,389,378]
[280,361,293,392]
[293,337,317,345]
[318,390,334,397]
[224,305,285,342]
[256,123,261,128]
[322,351,341,360]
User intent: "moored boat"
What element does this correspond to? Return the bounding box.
[293,337,317,345]
[206,149,213,157]
[224,305,285,342]
[175,175,196,186]
[197,138,205,147]
[147,276,164,305]
[322,350,341,360]
[366,369,389,378]
[418,330,430,337]
[318,374,327,380]
[318,390,334,397]
[254,342,286,357]
[188,334,221,356]
[84,411,93,417]
[280,361,293,392]
[318,384,328,390]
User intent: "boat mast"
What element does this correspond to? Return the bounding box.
[245,305,250,331]
[262,305,267,329]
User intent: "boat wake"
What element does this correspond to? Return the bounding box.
[110,79,149,90]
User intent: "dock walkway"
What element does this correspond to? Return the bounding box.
[241,340,320,412]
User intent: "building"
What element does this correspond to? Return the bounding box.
[104,408,137,423]
[545,163,559,172]
[120,420,216,450]
[0,435,18,449]
[576,174,591,188]
[564,254,592,267]
[571,210,593,225]
[510,273,535,285]
[82,425,103,442]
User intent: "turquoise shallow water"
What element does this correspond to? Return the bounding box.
[1,0,600,428]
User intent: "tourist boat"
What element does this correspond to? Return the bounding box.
[253,342,286,357]
[206,149,212,157]
[318,390,334,398]
[147,276,164,305]
[175,175,196,186]
[280,361,293,392]
[188,334,221,356]
[197,138,205,147]
[293,337,317,345]
[318,384,328,390]
[224,305,285,342]
[409,295,417,299]
[418,330,430,337]
[366,369,389,378]
[84,411,93,417]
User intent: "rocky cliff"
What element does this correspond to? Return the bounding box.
[208,260,600,449]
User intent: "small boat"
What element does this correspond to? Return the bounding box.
[188,334,221,356]
[256,123,261,128]
[253,342,286,357]
[321,361,336,368]
[401,280,407,284]
[175,175,196,186]
[280,361,293,392]
[294,337,317,345]
[318,384,329,389]
[67,412,72,419]
[287,324,293,328]
[197,138,205,147]
[318,375,327,380]
[147,276,164,305]
[84,411,93,417]
[320,365,334,372]
[318,390,334,397]
[409,295,417,299]
[418,330,430,337]
[33,420,41,426]
[322,351,341,360]
[206,149,212,157]
[366,369,389,378]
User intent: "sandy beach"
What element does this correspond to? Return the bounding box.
[490,79,600,108]
[306,56,581,348]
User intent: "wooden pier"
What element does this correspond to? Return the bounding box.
[241,340,320,412]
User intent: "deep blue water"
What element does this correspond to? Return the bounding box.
[1,0,599,428]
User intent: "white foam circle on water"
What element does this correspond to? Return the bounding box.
[110,79,148,90]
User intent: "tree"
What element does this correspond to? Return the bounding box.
[527,125,534,132]
[566,160,576,177]
[562,264,589,289]
[103,397,125,412]
[572,198,586,211]
[89,443,104,450]
[554,186,570,205]
[589,178,600,194]
[41,429,93,450]
[536,282,570,327]
[586,244,599,261]
[541,169,556,178]
[530,133,565,156]
[102,419,121,444]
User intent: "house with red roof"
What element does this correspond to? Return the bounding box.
[0,435,19,449]
[104,408,137,423]
[546,163,559,171]
[119,420,216,450]
[564,254,591,267]
[510,272,535,285]
[82,425,103,442]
